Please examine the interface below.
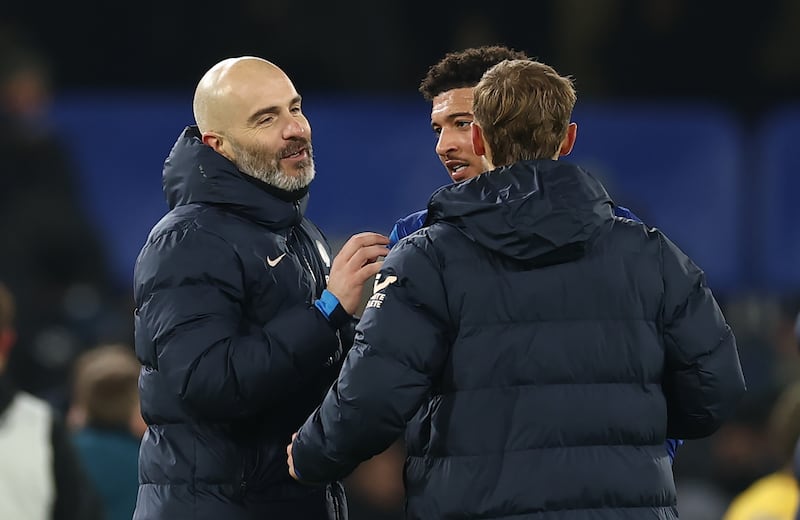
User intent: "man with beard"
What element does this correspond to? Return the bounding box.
[132,56,388,520]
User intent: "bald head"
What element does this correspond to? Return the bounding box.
[190,56,315,191]
[193,56,290,135]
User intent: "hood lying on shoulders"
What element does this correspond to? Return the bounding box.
[160,125,309,228]
[427,160,615,265]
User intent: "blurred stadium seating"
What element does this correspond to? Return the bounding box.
[570,103,746,294]
[754,104,800,294]
[50,95,797,296]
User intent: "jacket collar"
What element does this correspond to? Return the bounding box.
[162,126,309,230]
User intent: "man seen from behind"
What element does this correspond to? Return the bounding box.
[289,59,746,519]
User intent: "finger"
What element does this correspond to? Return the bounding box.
[347,244,391,270]
[356,260,385,283]
[335,233,390,261]
[351,231,390,245]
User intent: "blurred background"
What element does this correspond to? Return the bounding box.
[1,1,800,518]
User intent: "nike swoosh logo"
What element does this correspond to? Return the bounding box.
[266,253,287,268]
[373,275,398,294]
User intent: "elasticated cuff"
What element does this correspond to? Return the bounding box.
[314,290,351,329]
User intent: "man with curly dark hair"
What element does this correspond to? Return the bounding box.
[388,45,640,247]
[419,45,529,184]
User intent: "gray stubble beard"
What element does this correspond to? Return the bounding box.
[233,140,316,191]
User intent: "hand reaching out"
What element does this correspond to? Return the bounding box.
[326,232,389,314]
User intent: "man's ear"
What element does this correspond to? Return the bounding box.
[558,122,578,157]
[471,123,486,157]
[202,132,222,151]
[202,132,233,161]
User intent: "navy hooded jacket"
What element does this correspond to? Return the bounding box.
[293,160,746,519]
[133,126,349,520]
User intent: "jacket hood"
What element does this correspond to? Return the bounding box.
[427,160,614,264]
[162,126,309,228]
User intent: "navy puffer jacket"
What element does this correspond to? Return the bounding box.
[133,126,349,520]
[293,160,746,519]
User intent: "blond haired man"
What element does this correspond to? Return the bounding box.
[289,59,746,518]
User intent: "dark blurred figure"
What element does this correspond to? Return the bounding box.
[709,388,782,498]
[70,344,145,520]
[757,0,800,102]
[344,440,405,520]
[794,437,800,520]
[0,281,103,520]
[722,381,800,519]
[0,26,123,405]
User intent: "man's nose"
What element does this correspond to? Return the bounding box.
[435,128,457,156]
[282,118,307,140]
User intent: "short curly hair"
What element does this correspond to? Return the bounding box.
[419,45,530,101]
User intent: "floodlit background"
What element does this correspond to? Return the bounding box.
[2,1,800,518]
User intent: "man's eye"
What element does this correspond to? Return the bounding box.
[290,106,302,114]
[259,117,275,125]
[432,127,442,136]
[456,120,472,128]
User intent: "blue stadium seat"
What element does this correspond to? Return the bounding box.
[753,105,800,293]
[51,94,447,288]
[51,93,193,288]
[569,103,746,294]
[50,96,748,294]
[301,95,448,238]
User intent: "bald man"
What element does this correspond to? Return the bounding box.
[132,57,388,520]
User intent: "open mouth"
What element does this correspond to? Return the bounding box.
[281,148,306,160]
[445,160,470,178]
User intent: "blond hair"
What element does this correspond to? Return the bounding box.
[473,59,576,166]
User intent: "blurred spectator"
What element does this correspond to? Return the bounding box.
[709,388,781,500]
[551,0,622,95]
[757,0,800,99]
[723,381,800,519]
[773,297,800,384]
[345,440,405,520]
[69,344,144,520]
[794,438,800,520]
[0,281,103,520]
[0,26,127,405]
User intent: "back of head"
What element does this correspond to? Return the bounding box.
[0,29,51,121]
[419,45,530,101]
[473,59,576,166]
[71,344,140,429]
